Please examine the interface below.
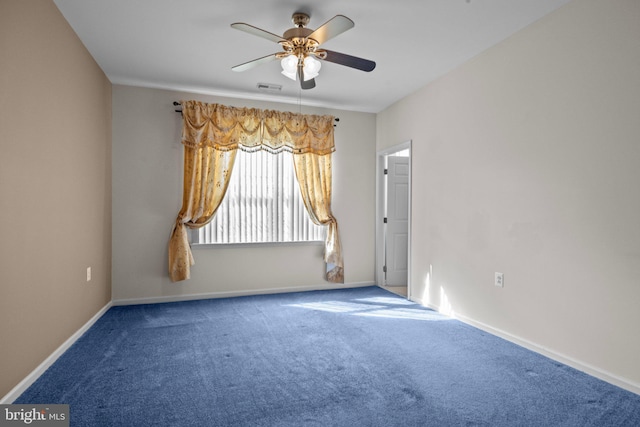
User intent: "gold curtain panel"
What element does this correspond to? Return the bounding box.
[168,101,343,284]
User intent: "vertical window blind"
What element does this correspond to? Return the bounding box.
[193,150,325,244]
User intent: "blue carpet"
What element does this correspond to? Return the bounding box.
[16,286,640,426]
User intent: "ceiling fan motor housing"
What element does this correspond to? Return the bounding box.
[283,27,313,40]
[282,25,321,62]
[283,13,321,58]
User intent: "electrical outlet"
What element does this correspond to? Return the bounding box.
[87,267,92,282]
[495,272,504,288]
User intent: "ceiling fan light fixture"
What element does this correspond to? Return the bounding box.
[302,56,321,81]
[280,55,298,80]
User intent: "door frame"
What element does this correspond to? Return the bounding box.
[376,140,412,299]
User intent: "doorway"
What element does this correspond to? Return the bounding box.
[376,141,411,299]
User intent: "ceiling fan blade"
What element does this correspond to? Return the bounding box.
[308,15,354,45]
[301,78,316,90]
[230,23,285,44]
[298,67,316,90]
[232,53,279,72]
[321,49,376,72]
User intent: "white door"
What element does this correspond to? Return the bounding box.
[385,156,409,286]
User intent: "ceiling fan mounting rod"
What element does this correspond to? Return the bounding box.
[291,13,310,28]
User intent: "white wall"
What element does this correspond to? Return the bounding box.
[377,0,640,392]
[112,85,376,302]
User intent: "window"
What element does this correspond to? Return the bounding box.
[192,149,325,245]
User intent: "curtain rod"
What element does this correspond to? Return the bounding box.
[172,102,339,124]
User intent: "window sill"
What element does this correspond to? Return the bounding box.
[191,240,324,249]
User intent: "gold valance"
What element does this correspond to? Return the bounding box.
[180,101,335,155]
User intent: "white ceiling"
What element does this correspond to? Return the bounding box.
[53,0,571,113]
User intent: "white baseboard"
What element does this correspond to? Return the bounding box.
[0,301,113,404]
[112,281,376,306]
[410,295,640,396]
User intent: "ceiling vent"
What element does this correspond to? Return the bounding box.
[256,83,282,93]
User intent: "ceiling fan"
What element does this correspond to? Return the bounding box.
[231,13,376,90]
